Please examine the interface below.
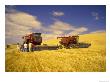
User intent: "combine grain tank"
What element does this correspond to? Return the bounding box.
[57,36,79,48]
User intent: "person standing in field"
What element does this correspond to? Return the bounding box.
[24,42,28,52]
[17,43,20,51]
[29,42,32,52]
[20,44,24,52]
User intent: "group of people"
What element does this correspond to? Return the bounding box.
[17,42,35,52]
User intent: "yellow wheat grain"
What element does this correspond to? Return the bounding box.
[5,32,106,72]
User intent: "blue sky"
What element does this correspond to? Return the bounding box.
[5,5,106,44]
[15,5,105,31]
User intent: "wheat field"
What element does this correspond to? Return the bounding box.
[5,32,106,72]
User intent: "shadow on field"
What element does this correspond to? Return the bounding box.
[34,43,91,51]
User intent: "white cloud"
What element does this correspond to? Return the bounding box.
[49,20,88,35]
[50,20,73,31]
[53,30,63,35]
[68,27,88,35]
[73,27,88,33]
[42,34,57,41]
[6,12,42,28]
[91,12,99,20]
[6,9,42,44]
[53,11,64,16]
[42,20,88,38]
[90,30,105,34]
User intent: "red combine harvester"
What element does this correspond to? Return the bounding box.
[57,35,91,48]
[57,36,79,48]
[22,33,42,45]
[22,33,58,50]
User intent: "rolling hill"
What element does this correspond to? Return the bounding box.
[5,32,106,72]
